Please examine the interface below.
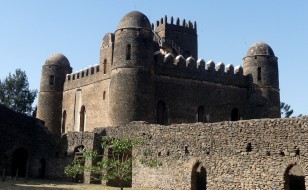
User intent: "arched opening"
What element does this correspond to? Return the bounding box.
[103,91,106,100]
[80,106,86,132]
[284,165,305,190]
[231,108,239,121]
[126,44,131,60]
[156,100,167,125]
[49,75,54,85]
[62,110,66,133]
[74,145,85,183]
[103,59,107,74]
[196,106,205,122]
[11,147,28,178]
[191,162,206,190]
[38,158,46,179]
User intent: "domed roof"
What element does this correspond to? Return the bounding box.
[246,42,275,57]
[45,53,70,67]
[117,11,151,30]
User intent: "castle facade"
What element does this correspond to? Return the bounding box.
[36,11,280,134]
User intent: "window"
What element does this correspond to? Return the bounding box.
[156,101,167,125]
[62,110,66,133]
[257,67,261,81]
[91,67,94,75]
[231,108,239,121]
[196,106,205,122]
[49,75,54,85]
[103,91,106,100]
[126,44,131,60]
[80,106,86,132]
[103,59,107,74]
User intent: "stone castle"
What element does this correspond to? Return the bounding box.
[2,11,307,190]
[36,11,280,134]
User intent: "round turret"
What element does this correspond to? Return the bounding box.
[243,42,279,88]
[243,42,280,118]
[37,53,72,133]
[109,11,155,126]
[117,11,152,30]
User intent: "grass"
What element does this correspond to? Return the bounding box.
[0,178,158,190]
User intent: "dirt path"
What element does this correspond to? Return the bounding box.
[0,178,157,190]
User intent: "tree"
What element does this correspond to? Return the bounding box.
[280,102,294,118]
[65,137,141,190]
[0,69,37,115]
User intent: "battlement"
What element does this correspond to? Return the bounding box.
[154,52,248,87]
[155,15,197,34]
[64,64,109,91]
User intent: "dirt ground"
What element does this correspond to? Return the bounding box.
[0,178,158,190]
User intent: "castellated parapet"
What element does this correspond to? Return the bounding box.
[37,11,280,134]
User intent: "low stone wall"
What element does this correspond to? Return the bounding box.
[99,117,308,190]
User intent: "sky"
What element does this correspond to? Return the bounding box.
[0,0,307,116]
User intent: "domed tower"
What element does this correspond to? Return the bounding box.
[243,42,280,118]
[37,53,72,133]
[109,11,155,126]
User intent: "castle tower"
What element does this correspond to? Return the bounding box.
[37,53,72,133]
[243,42,280,118]
[155,16,198,59]
[109,11,155,126]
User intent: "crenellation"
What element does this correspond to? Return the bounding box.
[197,59,206,70]
[186,56,196,69]
[226,64,234,74]
[215,62,225,73]
[206,60,215,71]
[235,65,243,75]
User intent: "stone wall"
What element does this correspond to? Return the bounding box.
[100,117,308,190]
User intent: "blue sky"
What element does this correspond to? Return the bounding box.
[0,1,307,116]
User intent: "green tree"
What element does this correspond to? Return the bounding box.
[0,69,37,115]
[65,137,142,190]
[280,102,294,118]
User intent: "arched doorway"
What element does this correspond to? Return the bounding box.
[196,106,205,122]
[156,101,167,125]
[231,108,239,121]
[284,165,305,190]
[11,148,28,177]
[38,158,46,178]
[74,145,85,183]
[191,162,206,190]
[80,106,86,132]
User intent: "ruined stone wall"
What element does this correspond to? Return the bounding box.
[101,117,308,190]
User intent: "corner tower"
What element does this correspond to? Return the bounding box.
[109,11,155,126]
[37,53,72,133]
[243,42,280,118]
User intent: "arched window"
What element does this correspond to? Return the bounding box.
[191,161,206,190]
[196,106,205,122]
[49,75,54,85]
[231,108,239,121]
[156,101,167,125]
[103,59,107,74]
[258,67,262,81]
[80,106,86,132]
[62,110,66,133]
[11,148,28,177]
[103,91,106,100]
[284,165,305,190]
[126,44,131,60]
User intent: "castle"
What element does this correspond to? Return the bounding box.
[36,11,280,133]
[3,11,307,190]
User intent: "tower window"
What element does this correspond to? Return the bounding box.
[103,59,107,74]
[49,75,54,85]
[103,91,106,100]
[126,44,131,60]
[196,106,205,122]
[257,67,262,81]
[80,105,86,132]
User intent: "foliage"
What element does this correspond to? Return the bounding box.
[0,69,37,115]
[65,137,143,190]
[139,149,163,168]
[280,102,294,118]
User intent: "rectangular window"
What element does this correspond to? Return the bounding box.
[49,75,54,85]
[257,67,261,81]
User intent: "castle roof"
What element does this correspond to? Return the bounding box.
[117,11,151,30]
[44,53,70,67]
[245,42,275,57]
